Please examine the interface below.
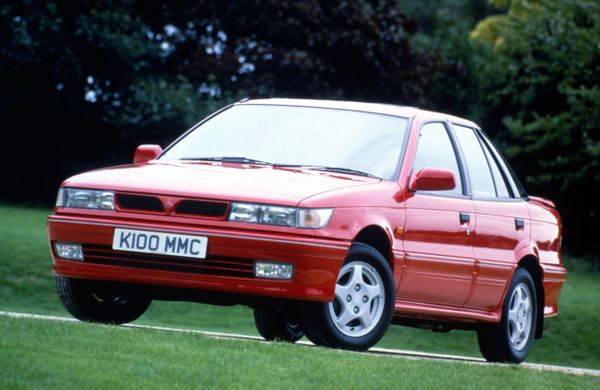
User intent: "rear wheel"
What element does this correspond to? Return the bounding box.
[477,268,537,363]
[254,308,303,343]
[301,243,394,351]
[56,276,151,325]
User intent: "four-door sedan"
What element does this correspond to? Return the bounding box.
[48,98,566,363]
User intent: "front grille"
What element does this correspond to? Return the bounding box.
[82,244,254,278]
[117,194,164,212]
[175,200,228,218]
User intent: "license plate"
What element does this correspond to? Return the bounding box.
[112,228,207,259]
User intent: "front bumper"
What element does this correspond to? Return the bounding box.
[48,214,350,303]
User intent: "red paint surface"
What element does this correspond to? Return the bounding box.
[133,144,163,164]
[408,167,456,192]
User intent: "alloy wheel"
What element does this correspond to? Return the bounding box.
[507,282,533,351]
[327,261,385,338]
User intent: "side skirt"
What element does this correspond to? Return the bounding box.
[394,300,502,325]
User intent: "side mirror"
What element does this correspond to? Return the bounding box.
[134,144,163,164]
[409,167,456,192]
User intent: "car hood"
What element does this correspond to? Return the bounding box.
[63,161,380,205]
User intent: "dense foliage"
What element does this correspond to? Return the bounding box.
[470,0,600,256]
[0,0,597,257]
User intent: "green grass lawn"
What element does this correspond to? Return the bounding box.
[1,204,599,371]
[1,316,598,390]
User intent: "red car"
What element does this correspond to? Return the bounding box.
[48,99,566,363]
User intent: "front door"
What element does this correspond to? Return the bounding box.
[398,122,475,307]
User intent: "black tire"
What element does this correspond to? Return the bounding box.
[477,268,538,363]
[254,308,304,343]
[300,243,395,351]
[56,276,151,325]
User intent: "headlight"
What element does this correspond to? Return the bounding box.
[228,202,333,229]
[259,205,296,227]
[57,188,115,210]
[229,203,260,223]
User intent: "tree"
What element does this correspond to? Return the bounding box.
[0,1,216,204]
[471,0,600,256]
[396,0,493,117]
[157,0,449,105]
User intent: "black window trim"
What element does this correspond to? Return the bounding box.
[444,120,470,197]
[473,128,502,198]
[407,119,528,203]
[474,128,515,198]
[450,122,513,200]
[476,129,529,200]
[407,119,471,199]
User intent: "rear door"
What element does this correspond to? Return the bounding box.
[399,122,475,307]
[450,124,529,311]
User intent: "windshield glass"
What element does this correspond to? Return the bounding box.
[160,104,409,180]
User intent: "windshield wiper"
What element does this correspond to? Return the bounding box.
[180,156,273,165]
[179,158,378,178]
[282,164,381,179]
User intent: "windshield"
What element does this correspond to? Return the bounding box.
[160,104,409,180]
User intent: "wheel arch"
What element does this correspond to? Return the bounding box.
[517,255,545,339]
[352,225,393,271]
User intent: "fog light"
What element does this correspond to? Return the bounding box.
[54,242,84,261]
[254,261,294,280]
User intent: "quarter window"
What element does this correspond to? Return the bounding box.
[452,125,496,198]
[479,134,511,197]
[480,133,528,198]
[412,123,462,196]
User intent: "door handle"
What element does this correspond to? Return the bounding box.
[459,212,470,224]
[515,218,525,230]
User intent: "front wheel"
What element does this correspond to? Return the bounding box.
[56,276,151,325]
[301,243,395,351]
[477,268,537,363]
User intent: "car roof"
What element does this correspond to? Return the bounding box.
[237,98,479,128]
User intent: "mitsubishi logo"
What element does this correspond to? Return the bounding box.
[165,198,173,214]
